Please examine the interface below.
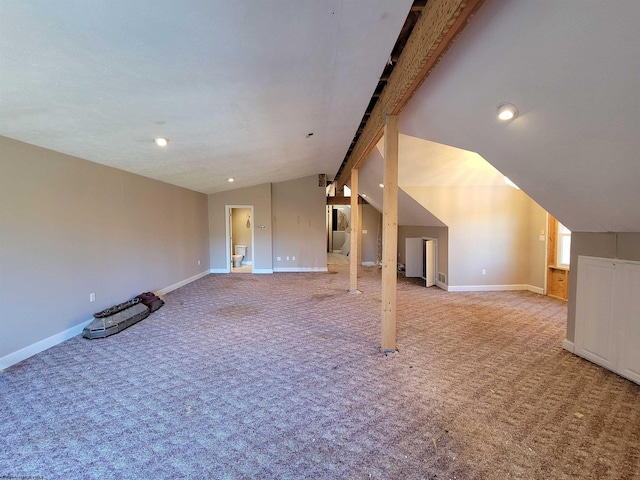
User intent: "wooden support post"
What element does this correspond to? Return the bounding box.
[349,169,361,294]
[357,203,363,267]
[381,114,399,352]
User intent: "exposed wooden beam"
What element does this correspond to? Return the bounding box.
[327,195,365,206]
[411,0,428,11]
[335,0,485,188]
[381,115,399,352]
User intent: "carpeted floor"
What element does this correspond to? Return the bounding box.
[1,265,639,479]
[327,252,350,265]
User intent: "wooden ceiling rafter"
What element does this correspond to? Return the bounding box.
[327,195,366,206]
[334,0,485,189]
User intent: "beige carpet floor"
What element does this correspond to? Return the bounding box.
[1,264,639,479]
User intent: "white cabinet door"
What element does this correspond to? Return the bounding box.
[618,262,640,384]
[405,238,423,278]
[575,256,640,385]
[425,240,435,286]
[575,257,618,371]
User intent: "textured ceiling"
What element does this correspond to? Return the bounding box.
[398,0,640,232]
[357,142,447,228]
[354,0,640,233]
[387,135,504,188]
[356,135,506,228]
[4,0,639,233]
[0,0,412,194]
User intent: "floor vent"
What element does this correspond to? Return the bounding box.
[438,272,446,284]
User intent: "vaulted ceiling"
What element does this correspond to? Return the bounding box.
[356,0,640,233]
[2,0,639,232]
[0,0,412,194]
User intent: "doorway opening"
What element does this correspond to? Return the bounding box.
[326,205,351,265]
[226,205,254,273]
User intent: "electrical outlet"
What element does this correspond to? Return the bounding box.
[482,269,486,275]
[89,293,96,302]
[277,256,281,261]
[197,260,201,265]
[292,256,295,261]
[286,256,290,261]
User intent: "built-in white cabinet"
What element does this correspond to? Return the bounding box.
[619,261,640,382]
[574,256,640,384]
[405,237,436,287]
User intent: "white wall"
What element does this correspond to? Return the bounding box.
[361,204,381,264]
[208,175,328,273]
[402,185,546,290]
[208,184,273,272]
[272,176,327,271]
[0,136,210,365]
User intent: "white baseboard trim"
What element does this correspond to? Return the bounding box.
[273,267,328,273]
[447,284,543,293]
[361,262,377,267]
[156,270,210,296]
[0,319,92,371]
[211,267,274,274]
[562,339,575,353]
[1,270,211,371]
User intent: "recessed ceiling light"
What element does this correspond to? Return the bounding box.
[154,137,169,147]
[227,177,235,183]
[379,183,384,188]
[497,103,518,121]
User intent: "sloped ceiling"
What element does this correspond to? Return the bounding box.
[357,134,520,228]
[358,139,449,227]
[393,135,505,187]
[4,1,637,233]
[0,0,412,194]
[399,0,640,232]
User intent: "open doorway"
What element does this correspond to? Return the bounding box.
[326,205,351,265]
[226,205,254,273]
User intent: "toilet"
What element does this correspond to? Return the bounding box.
[232,245,247,268]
